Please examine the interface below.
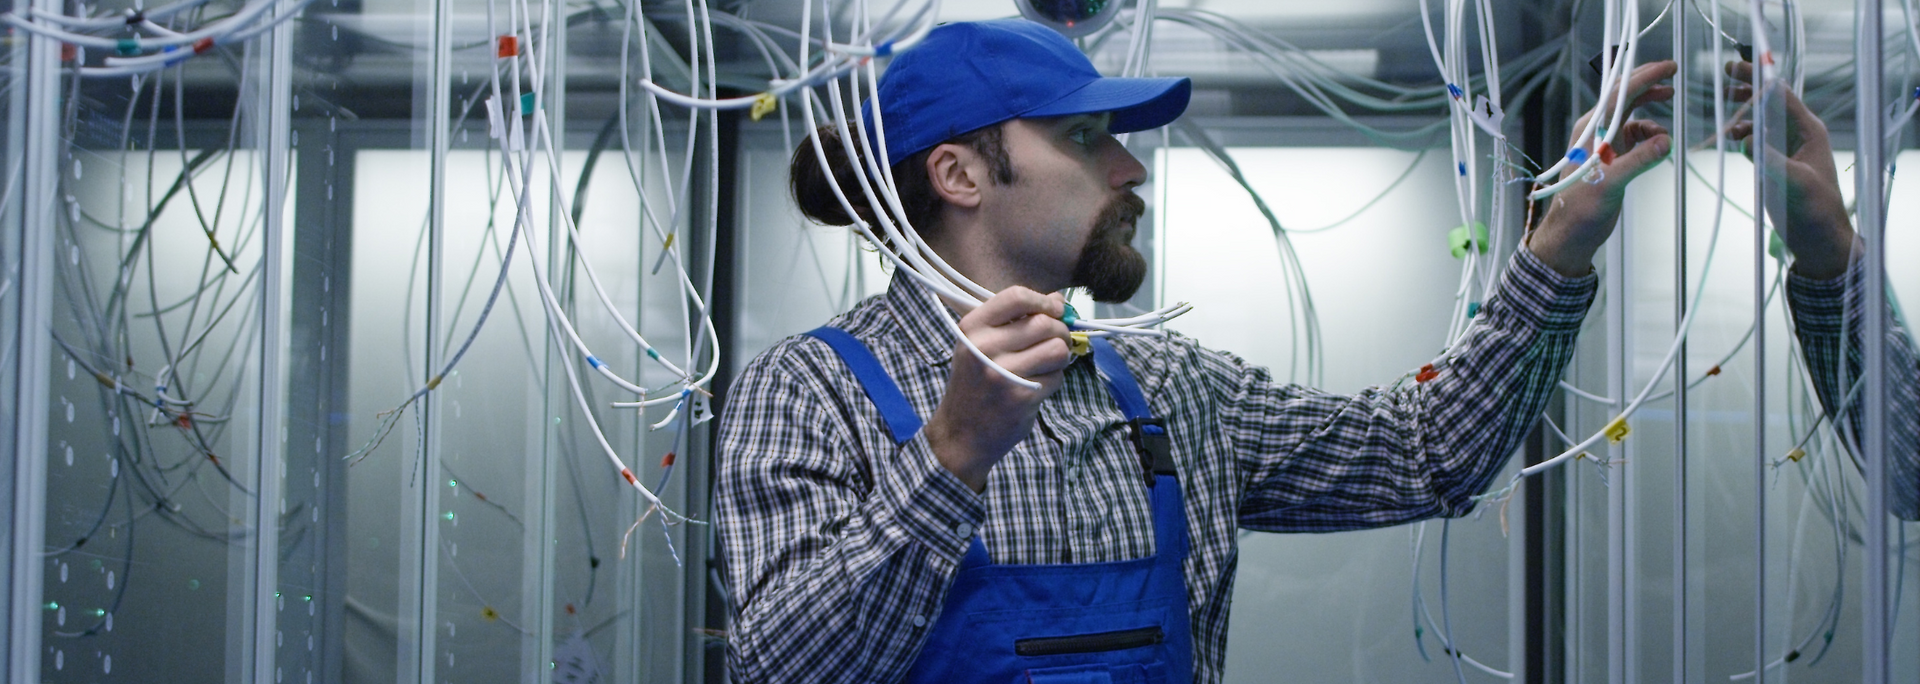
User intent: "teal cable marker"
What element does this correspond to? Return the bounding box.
[519,91,535,113]
[1060,303,1078,328]
[116,38,139,56]
[645,348,660,360]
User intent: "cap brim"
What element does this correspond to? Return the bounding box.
[1022,76,1192,133]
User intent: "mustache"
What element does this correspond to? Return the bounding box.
[1094,192,1147,238]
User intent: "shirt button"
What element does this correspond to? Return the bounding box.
[912,615,927,628]
[954,523,973,538]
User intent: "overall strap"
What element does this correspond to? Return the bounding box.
[1088,336,1176,482]
[803,327,923,445]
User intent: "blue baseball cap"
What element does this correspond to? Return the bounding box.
[861,19,1191,168]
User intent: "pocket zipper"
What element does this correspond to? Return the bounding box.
[1014,626,1165,657]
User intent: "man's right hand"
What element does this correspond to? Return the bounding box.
[925,287,1072,492]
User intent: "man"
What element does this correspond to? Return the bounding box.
[715,19,1679,682]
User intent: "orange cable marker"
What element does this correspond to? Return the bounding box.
[660,452,676,468]
[1707,365,1722,377]
[620,468,637,485]
[497,35,518,58]
[1596,142,1615,164]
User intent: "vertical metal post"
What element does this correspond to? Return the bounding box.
[1605,180,1630,684]
[6,0,59,679]
[1670,5,1691,680]
[1750,25,1770,684]
[526,0,564,676]
[400,0,453,679]
[1855,0,1889,680]
[245,0,296,681]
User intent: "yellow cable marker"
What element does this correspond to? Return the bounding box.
[1603,416,1630,445]
[1785,447,1806,463]
[1068,331,1091,357]
[749,93,778,121]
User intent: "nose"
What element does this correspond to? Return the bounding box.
[1103,136,1147,191]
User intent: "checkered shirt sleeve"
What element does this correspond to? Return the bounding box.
[1785,262,1920,520]
[716,248,1596,683]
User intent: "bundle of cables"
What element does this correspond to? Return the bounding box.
[4,0,321,77]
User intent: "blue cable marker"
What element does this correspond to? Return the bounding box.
[1446,83,1463,99]
[874,40,895,57]
[1457,162,1467,176]
[586,355,603,369]
[1566,148,1590,165]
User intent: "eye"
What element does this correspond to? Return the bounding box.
[1068,127,1095,147]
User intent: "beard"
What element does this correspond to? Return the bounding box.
[1069,192,1149,303]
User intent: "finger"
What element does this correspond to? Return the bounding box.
[1627,84,1675,112]
[1610,119,1668,152]
[1615,61,1678,111]
[971,311,1069,355]
[966,286,1063,329]
[1607,132,1671,184]
[1725,59,1755,86]
[994,337,1073,379]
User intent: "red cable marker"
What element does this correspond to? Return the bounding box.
[497,35,518,58]
[61,43,77,62]
[1415,364,1439,383]
[660,452,676,469]
[192,37,214,54]
[620,467,637,485]
[1596,142,1615,165]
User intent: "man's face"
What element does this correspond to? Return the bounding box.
[983,114,1149,303]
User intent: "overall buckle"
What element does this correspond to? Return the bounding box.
[1128,418,1175,485]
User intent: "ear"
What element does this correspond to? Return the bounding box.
[925,142,983,209]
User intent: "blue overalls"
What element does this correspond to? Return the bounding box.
[804,327,1194,684]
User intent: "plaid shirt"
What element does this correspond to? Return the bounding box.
[715,249,1597,683]
[1785,263,1919,520]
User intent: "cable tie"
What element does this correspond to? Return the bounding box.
[749,93,778,122]
[1446,83,1463,99]
[1566,148,1589,165]
[192,37,214,55]
[496,35,518,59]
[1068,331,1091,357]
[115,38,139,56]
[1596,142,1615,165]
[1415,363,1438,383]
[1603,416,1630,445]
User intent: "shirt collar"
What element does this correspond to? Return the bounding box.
[883,268,965,367]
